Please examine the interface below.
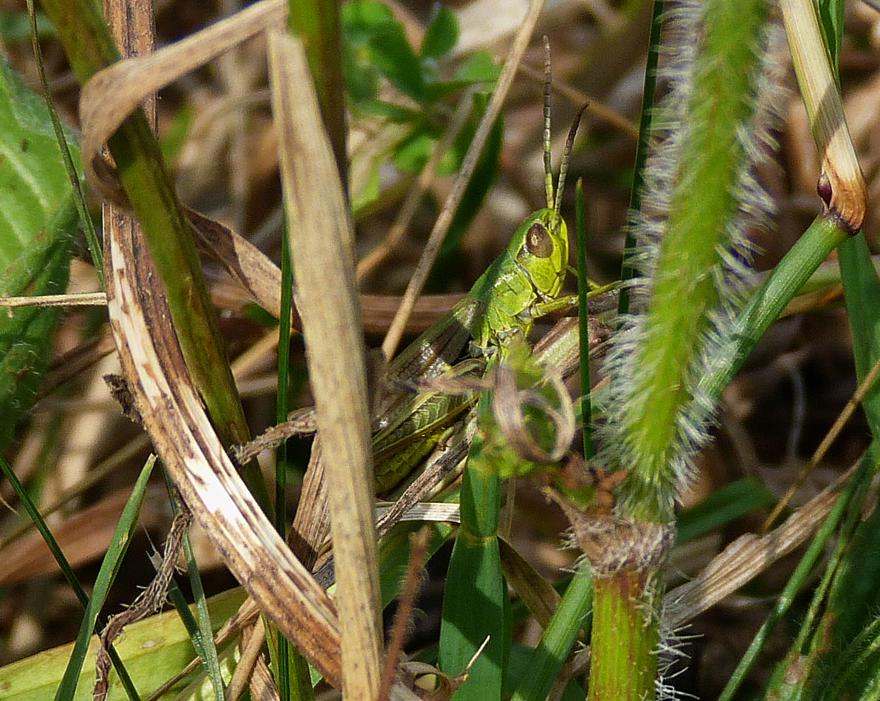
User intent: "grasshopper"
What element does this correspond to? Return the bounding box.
[237,62,586,506]
[362,92,586,493]
[370,160,582,491]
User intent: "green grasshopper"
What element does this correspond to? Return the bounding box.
[369,100,586,492]
[236,74,585,498]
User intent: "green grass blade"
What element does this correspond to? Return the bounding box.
[509,565,592,701]
[165,580,209,661]
[270,223,314,701]
[24,0,101,285]
[440,393,508,700]
[717,450,874,701]
[159,470,224,701]
[54,456,157,701]
[575,179,594,461]
[0,455,142,700]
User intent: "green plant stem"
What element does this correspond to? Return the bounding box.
[575,179,594,461]
[271,224,313,701]
[25,0,102,286]
[699,215,850,401]
[589,572,659,701]
[273,222,294,701]
[39,1,258,474]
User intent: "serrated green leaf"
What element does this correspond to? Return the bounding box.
[421,6,458,59]
[0,56,79,451]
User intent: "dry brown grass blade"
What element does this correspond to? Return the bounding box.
[268,29,383,700]
[79,0,285,205]
[189,209,288,319]
[663,465,854,628]
[498,537,561,629]
[105,183,342,686]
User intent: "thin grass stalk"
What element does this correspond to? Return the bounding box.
[270,226,315,701]
[617,0,663,316]
[25,0,102,286]
[270,222,294,700]
[575,179,594,461]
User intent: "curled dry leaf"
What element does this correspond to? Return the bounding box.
[491,363,575,465]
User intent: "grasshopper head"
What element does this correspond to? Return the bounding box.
[510,207,569,299]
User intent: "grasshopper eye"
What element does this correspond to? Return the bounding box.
[526,223,553,258]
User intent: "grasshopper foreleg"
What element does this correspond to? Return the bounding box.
[525,293,579,320]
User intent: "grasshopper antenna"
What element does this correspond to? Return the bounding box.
[542,36,554,210]
[554,102,589,214]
